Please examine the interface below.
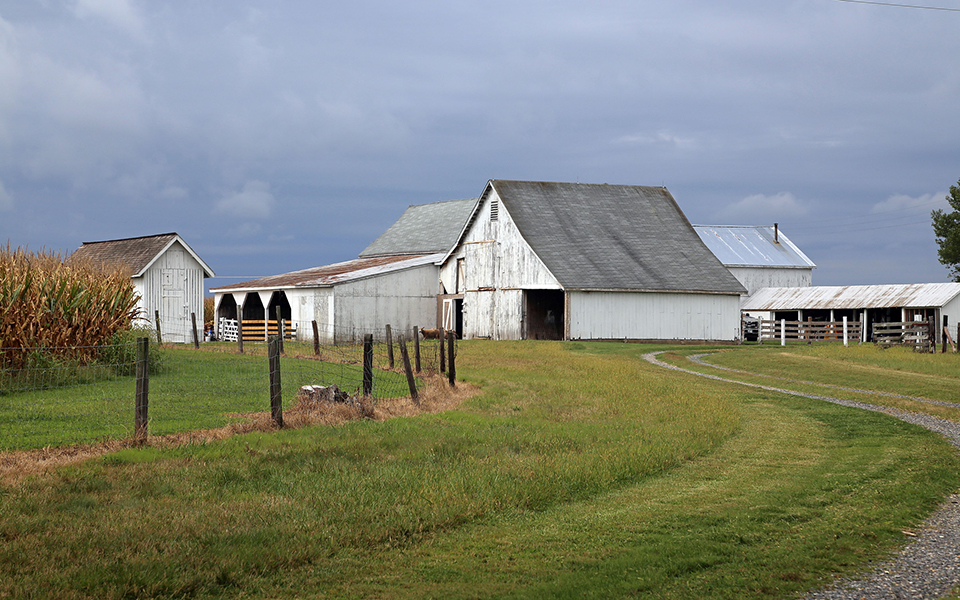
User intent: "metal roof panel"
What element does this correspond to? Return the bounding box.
[693,225,816,269]
[742,283,960,311]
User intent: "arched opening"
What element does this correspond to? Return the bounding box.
[242,293,265,321]
[216,294,237,322]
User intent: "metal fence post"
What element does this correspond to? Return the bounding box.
[398,335,419,405]
[363,334,374,398]
[439,327,446,373]
[385,324,394,369]
[447,330,456,387]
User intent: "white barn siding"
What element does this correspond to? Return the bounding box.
[136,241,206,343]
[445,189,561,340]
[730,267,811,298]
[334,264,440,342]
[567,291,742,341]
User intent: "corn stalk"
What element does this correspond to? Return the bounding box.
[0,244,140,369]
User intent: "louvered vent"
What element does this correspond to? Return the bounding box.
[490,199,499,221]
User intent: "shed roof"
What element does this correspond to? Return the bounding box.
[211,253,443,293]
[742,283,960,311]
[477,180,745,294]
[71,233,214,278]
[359,197,478,258]
[693,225,816,269]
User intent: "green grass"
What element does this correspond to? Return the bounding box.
[0,344,415,449]
[1,340,958,598]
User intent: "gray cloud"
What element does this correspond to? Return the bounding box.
[0,0,957,287]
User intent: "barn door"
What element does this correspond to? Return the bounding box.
[442,298,455,331]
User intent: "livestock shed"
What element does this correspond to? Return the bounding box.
[693,225,815,299]
[71,233,215,343]
[740,283,960,343]
[212,197,477,343]
[438,180,747,342]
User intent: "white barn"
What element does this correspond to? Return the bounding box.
[438,180,747,342]
[212,198,476,343]
[72,233,214,343]
[693,225,815,300]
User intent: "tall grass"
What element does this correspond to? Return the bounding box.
[0,244,139,369]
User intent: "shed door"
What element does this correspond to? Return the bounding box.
[161,268,188,342]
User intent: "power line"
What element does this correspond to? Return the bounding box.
[833,0,960,12]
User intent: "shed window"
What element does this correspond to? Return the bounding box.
[490,199,499,221]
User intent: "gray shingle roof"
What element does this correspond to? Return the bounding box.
[71,233,214,278]
[490,180,746,294]
[359,197,478,258]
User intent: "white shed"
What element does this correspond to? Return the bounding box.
[71,233,214,343]
[741,283,960,343]
[439,180,747,342]
[693,225,816,299]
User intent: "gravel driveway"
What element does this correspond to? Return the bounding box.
[642,351,960,600]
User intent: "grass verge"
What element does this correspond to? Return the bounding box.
[0,341,957,599]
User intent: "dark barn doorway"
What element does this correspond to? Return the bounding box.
[525,290,564,340]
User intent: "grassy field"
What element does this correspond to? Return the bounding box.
[1,340,959,598]
[0,342,417,449]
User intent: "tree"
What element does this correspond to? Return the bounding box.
[931,178,960,282]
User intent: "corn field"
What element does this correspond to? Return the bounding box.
[0,244,140,369]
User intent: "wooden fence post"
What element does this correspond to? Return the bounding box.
[236,306,244,354]
[385,324,394,369]
[191,312,200,349]
[843,316,848,347]
[413,326,421,373]
[268,336,283,428]
[362,334,374,398]
[781,319,786,347]
[943,315,949,354]
[398,335,419,405]
[439,327,446,373]
[447,331,456,387]
[312,320,321,356]
[135,337,149,444]
[276,306,285,354]
[154,309,162,344]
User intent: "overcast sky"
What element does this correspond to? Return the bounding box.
[1,0,959,290]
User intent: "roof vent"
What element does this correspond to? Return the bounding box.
[490,199,499,221]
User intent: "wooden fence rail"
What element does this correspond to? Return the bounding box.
[872,321,934,352]
[758,319,862,345]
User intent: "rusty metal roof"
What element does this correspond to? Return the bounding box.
[210,253,443,292]
[693,225,815,269]
[742,283,960,311]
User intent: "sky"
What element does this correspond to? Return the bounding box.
[1,0,959,291]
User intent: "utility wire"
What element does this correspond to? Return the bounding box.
[834,0,960,11]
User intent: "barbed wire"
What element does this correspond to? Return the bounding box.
[0,324,457,450]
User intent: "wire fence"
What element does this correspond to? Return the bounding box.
[0,325,458,451]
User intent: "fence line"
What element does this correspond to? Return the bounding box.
[758,319,862,346]
[872,321,934,352]
[0,324,458,451]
